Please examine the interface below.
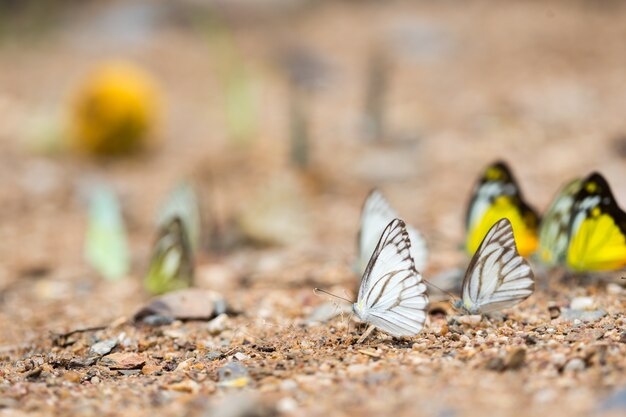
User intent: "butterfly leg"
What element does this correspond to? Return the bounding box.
[357,324,376,344]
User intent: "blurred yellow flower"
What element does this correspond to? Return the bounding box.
[69,61,161,155]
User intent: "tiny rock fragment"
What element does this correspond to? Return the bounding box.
[560,308,607,323]
[279,379,298,391]
[175,358,194,373]
[63,371,82,383]
[234,352,250,361]
[548,304,561,319]
[24,366,43,380]
[141,364,162,375]
[208,313,229,334]
[118,369,141,376]
[619,332,626,344]
[358,349,381,359]
[204,394,277,417]
[563,358,586,372]
[90,339,117,356]
[133,289,230,323]
[505,348,526,370]
[101,352,146,370]
[164,379,200,394]
[570,297,594,310]
[456,315,482,326]
[347,364,370,376]
[218,362,251,388]
[485,357,505,372]
[606,283,624,295]
[254,345,276,353]
[277,397,298,413]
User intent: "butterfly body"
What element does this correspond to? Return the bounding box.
[354,218,429,337]
[566,173,626,272]
[459,218,535,315]
[466,161,539,258]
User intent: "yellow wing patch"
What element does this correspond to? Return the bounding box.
[567,213,626,272]
[565,172,626,272]
[466,196,538,257]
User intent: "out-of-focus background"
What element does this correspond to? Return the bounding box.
[1,1,626,416]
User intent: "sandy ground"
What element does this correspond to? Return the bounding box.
[0,1,625,416]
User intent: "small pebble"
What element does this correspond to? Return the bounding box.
[561,308,607,322]
[101,352,146,370]
[280,379,298,391]
[234,352,250,361]
[89,339,117,356]
[563,358,586,372]
[208,314,229,334]
[277,397,298,413]
[457,315,482,326]
[63,371,81,383]
[570,297,594,310]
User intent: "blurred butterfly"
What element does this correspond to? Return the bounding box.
[356,189,427,276]
[455,218,535,314]
[537,178,582,267]
[566,172,626,272]
[352,218,429,337]
[144,216,194,295]
[466,161,540,258]
[157,182,201,252]
[84,185,130,280]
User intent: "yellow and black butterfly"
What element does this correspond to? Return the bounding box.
[144,216,194,295]
[465,161,540,258]
[537,178,582,267]
[565,172,626,272]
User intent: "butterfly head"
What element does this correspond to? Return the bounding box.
[352,301,365,320]
[453,299,480,315]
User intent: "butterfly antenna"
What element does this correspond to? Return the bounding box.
[314,288,354,304]
[422,279,459,303]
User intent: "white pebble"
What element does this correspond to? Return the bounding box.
[570,297,594,310]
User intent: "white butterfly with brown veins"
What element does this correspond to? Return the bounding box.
[352,218,429,337]
[455,218,535,314]
[356,190,428,276]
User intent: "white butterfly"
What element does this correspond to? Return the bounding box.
[356,190,428,276]
[353,218,429,337]
[456,218,535,314]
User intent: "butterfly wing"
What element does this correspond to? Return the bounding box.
[354,219,429,337]
[566,173,626,272]
[465,161,540,257]
[538,179,581,266]
[145,217,194,295]
[357,190,427,275]
[461,218,535,314]
[157,182,202,252]
[84,185,130,280]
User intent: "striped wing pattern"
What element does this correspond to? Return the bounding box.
[357,190,428,275]
[462,218,534,314]
[354,219,429,337]
[538,179,581,266]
